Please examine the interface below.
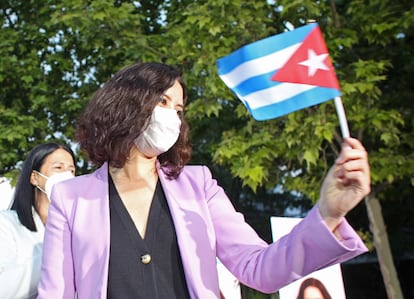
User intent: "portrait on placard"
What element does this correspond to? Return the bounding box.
[270,217,347,299]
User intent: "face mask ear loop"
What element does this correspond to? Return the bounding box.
[35,184,47,194]
[33,170,48,195]
[34,170,49,180]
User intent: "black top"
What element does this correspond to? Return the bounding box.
[107,176,190,299]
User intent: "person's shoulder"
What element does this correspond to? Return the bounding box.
[0,210,43,275]
[0,210,42,246]
[182,164,204,170]
[70,171,98,183]
[0,211,19,261]
[0,209,19,225]
[178,165,215,182]
[0,209,42,235]
[62,166,106,188]
[0,210,20,236]
[181,164,210,174]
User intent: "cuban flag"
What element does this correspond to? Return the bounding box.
[216,23,341,121]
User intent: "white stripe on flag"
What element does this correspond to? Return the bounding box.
[242,83,316,110]
[219,44,300,89]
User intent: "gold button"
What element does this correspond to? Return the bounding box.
[141,254,151,264]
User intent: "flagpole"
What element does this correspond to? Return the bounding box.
[334,96,350,138]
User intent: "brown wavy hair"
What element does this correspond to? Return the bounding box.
[296,277,332,299]
[76,62,192,179]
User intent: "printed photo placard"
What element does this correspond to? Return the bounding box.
[270,217,347,299]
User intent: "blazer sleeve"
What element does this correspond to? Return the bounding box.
[37,183,76,299]
[201,165,368,294]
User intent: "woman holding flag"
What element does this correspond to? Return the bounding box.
[37,62,370,299]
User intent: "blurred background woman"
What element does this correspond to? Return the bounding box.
[0,143,75,299]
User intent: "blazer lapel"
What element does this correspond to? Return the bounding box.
[157,165,218,298]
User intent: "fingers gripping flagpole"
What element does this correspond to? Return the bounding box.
[334,96,350,138]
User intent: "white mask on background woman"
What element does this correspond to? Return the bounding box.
[35,171,75,200]
[134,106,182,157]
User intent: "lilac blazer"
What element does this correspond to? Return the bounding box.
[37,162,367,299]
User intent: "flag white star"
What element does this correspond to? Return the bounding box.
[298,49,329,77]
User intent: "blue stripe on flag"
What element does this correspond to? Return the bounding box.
[217,43,299,89]
[232,71,281,97]
[217,23,317,75]
[248,87,341,121]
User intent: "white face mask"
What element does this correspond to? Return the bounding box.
[134,106,182,157]
[35,171,74,200]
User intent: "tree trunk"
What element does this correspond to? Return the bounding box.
[365,195,404,299]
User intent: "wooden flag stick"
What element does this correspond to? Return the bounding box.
[334,96,350,138]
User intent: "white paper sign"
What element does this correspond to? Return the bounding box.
[270,217,347,299]
[217,258,241,299]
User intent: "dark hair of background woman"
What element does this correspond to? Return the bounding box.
[296,277,332,299]
[76,62,192,179]
[10,143,76,232]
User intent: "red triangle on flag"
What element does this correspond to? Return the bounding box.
[271,27,340,89]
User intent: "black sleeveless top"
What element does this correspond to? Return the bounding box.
[107,176,191,299]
